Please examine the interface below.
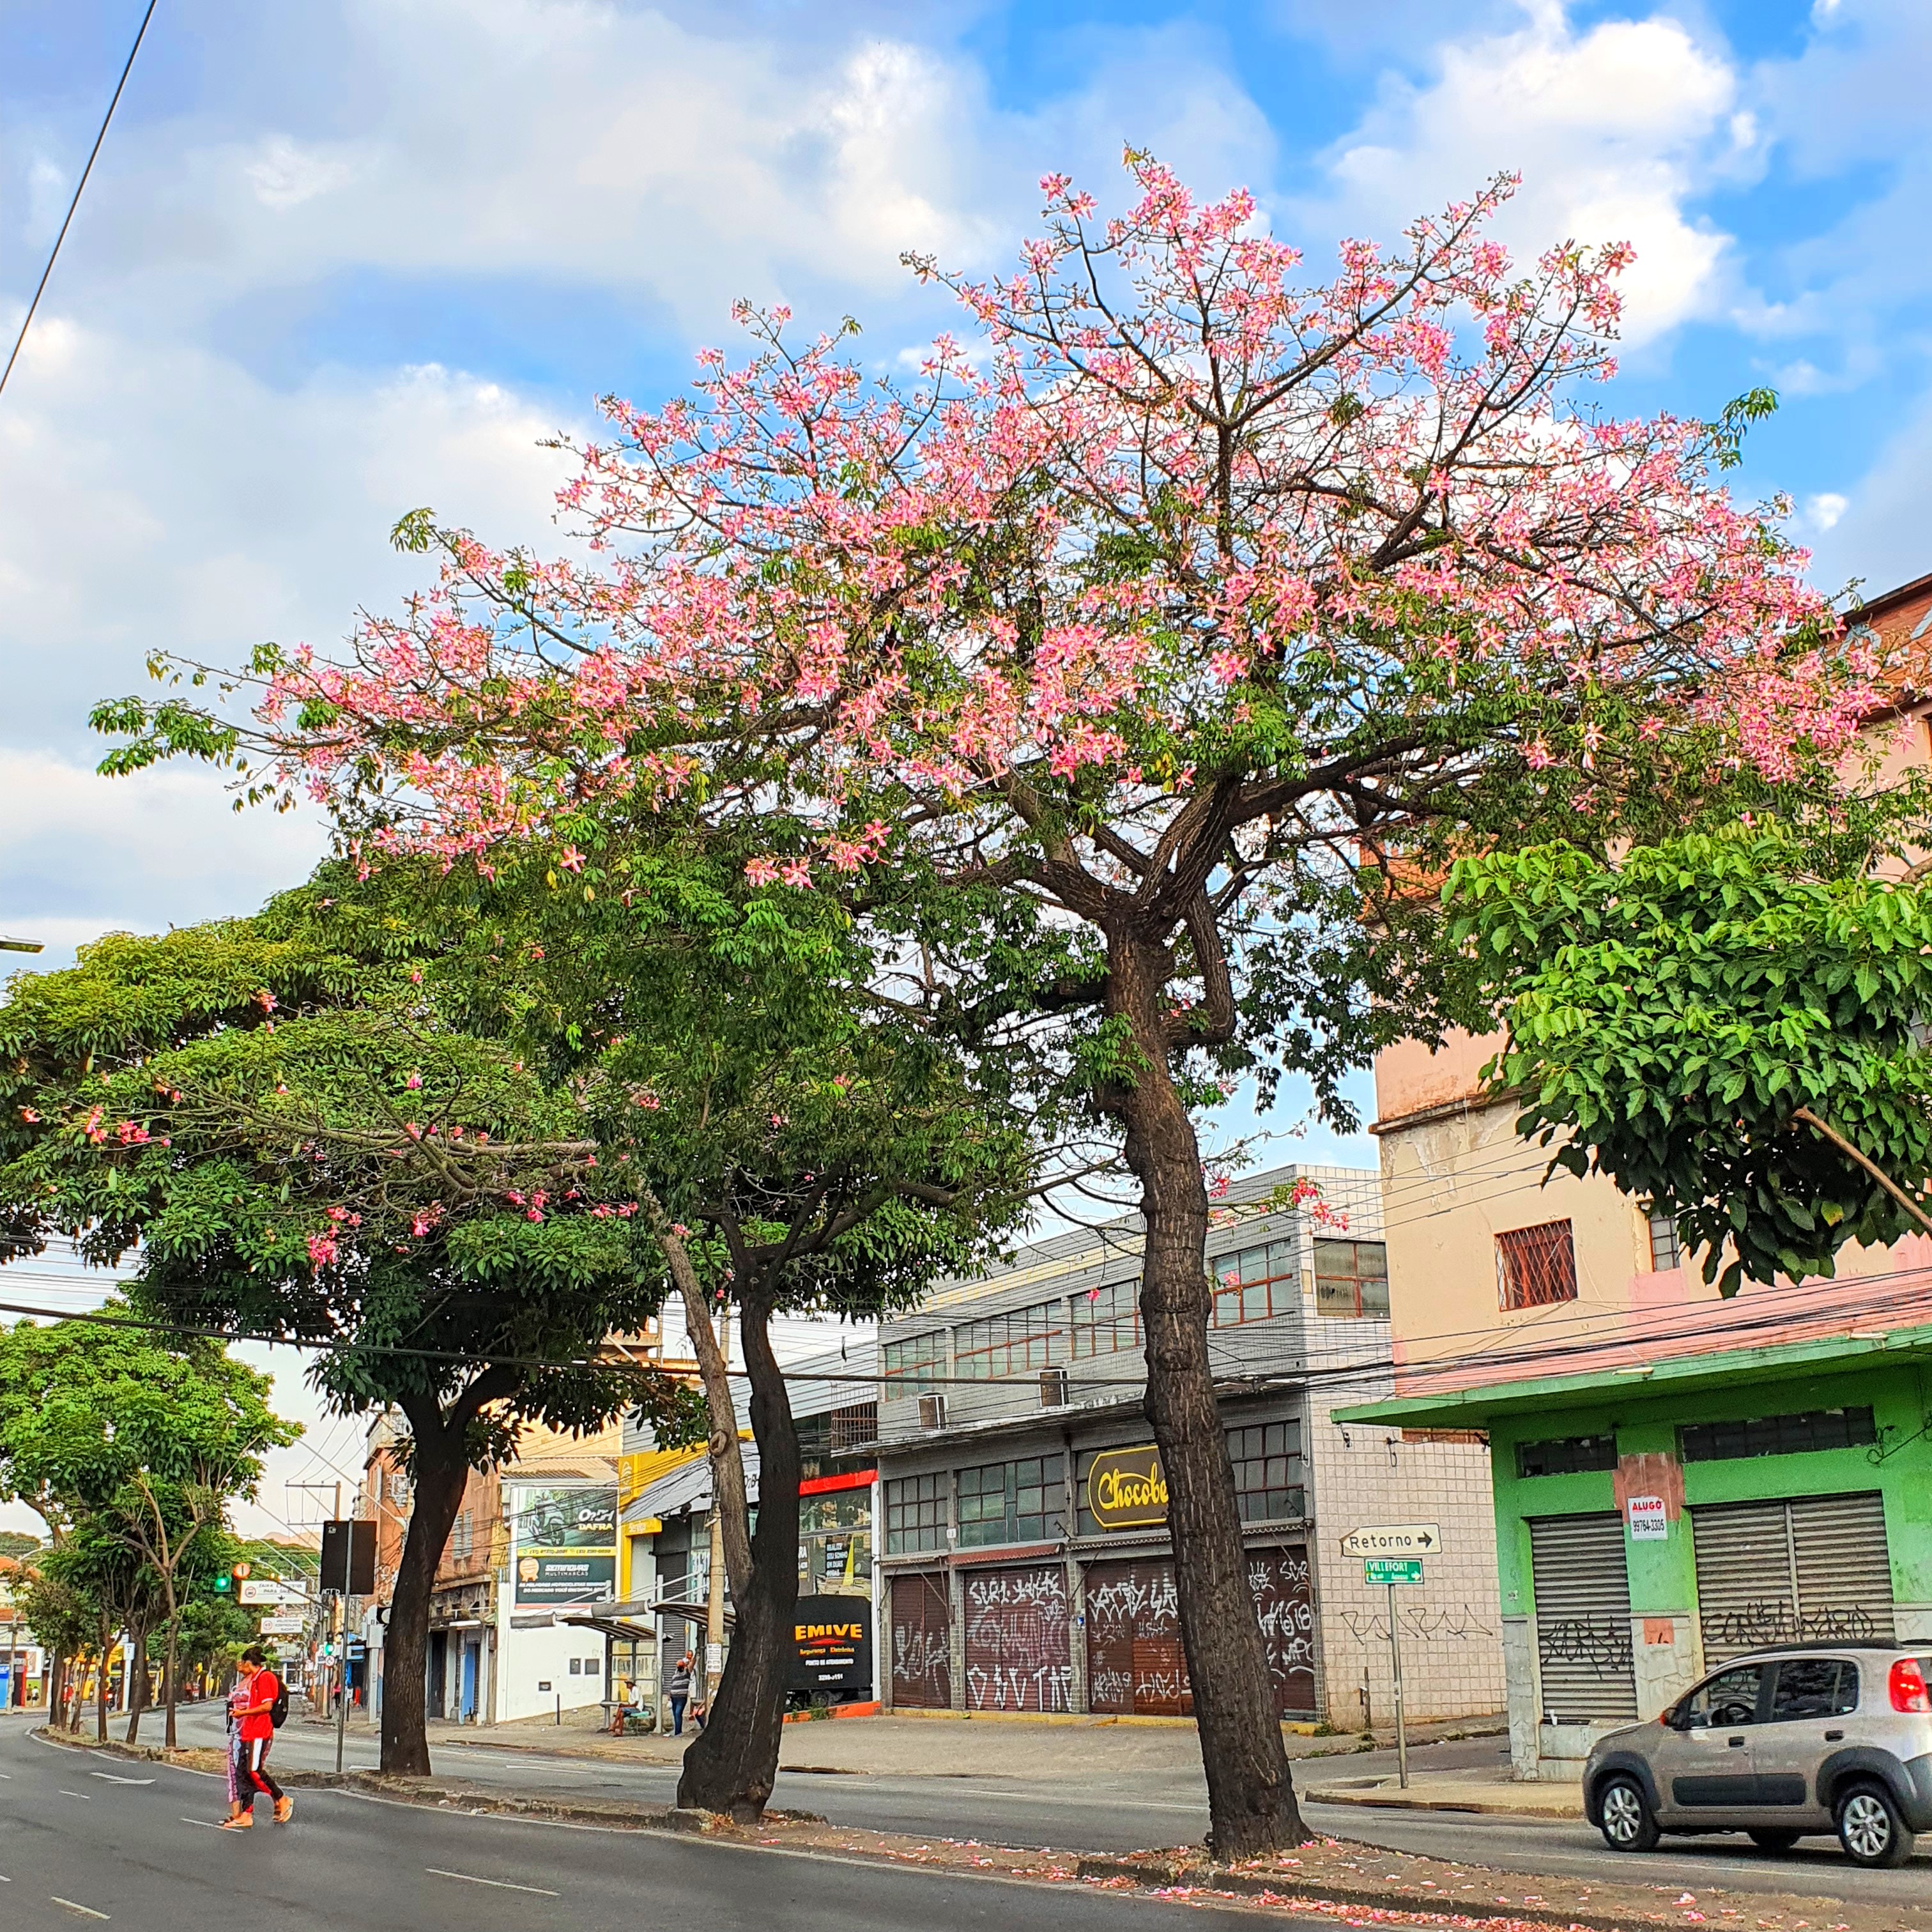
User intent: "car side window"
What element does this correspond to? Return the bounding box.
[1769,1658,1856,1721]
[1682,1664,1765,1728]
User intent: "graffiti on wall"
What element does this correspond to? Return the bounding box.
[965,1565,1074,1713]
[1537,1615,1634,1678]
[1341,1603,1496,1646]
[1703,1601,1876,1652]
[1248,1547,1316,1711]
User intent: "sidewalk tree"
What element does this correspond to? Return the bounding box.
[0,1310,293,1744]
[0,910,691,1777]
[1446,822,1932,1295]
[93,160,1878,1852]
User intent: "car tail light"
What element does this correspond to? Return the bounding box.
[1889,1659,1931,1713]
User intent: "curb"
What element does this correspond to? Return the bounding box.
[1071,1856,1673,1932]
[1303,1782,1583,1820]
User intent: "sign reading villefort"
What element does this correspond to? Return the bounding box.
[1086,1445,1169,1532]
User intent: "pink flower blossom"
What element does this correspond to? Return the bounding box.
[404,1071,422,1090]
[558,845,586,872]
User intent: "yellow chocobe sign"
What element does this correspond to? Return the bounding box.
[1086,1445,1169,1531]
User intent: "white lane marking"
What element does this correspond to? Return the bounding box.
[56,1790,93,1799]
[50,1897,111,1919]
[180,1818,222,1830]
[89,1773,153,1786]
[425,1867,560,1896]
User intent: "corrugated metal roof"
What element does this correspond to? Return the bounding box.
[624,1443,761,1524]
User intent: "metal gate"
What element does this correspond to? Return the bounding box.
[1085,1559,1190,1715]
[1529,1514,1637,1722]
[1249,1545,1317,1717]
[1691,1492,1894,1662]
[962,1563,1073,1712]
[888,1572,951,1709]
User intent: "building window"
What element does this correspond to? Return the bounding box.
[1228,1420,1304,1522]
[1071,1278,1140,1357]
[883,1333,946,1395]
[1515,1434,1618,1478]
[885,1473,946,1554]
[957,1453,1063,1547]
[954,1301,1058,1379]
[830,1402,878,1452]
[1312,1239,1390,1319]
[1212,1239,1299,1324]
[1681,1407,1878,1464]
[1646,1211,1683,1272]
[449,1510,471,1563]
[1496,1220,1577,1310]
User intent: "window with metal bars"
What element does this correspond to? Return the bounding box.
[1515,1434,1618,1478]
[1227,1420,1304,1522]
[1071,1278,1140,1356]
[953,1301,1059,1379]
[883,1332,946,1393]
[1646,1211,1683,1272]
[1211,1239,1299,1324]
[884,1473,947,1554]
[957,1453,1062,1547]
[1681,1406,1876,1462]
[1496,1220,1578,1310]
[1312,1239,1390,1319]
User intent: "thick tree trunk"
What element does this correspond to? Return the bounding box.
[124,1619,150,1743]
[379,1416,470,1778]
[676,1296,801,1821]
[163,1604,181,1749]
[1110,937,1307,1859]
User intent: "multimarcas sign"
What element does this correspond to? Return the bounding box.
[1087,1445,1169,1531]
[789,1593,873,1694]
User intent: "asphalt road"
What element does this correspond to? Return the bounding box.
[153,1703,1932,1904]
[0,1715,1275,1932]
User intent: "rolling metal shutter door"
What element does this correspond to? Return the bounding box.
[1084,1559,1191,1716]
[1692,1493,1893,1662]
[1529,1514,1637,1722]
[1249,1545,1317,1717]
[962,1563,1073,1712]
[888,1572,951,1708]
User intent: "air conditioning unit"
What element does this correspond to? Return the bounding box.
[1039,1368,1070,1408]
[917,1392,948,1432]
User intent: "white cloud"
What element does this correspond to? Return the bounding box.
[245,135,358,211]
[1807,388,1932,593]
[1803,491,1848,531]
[1310,1,1740,344]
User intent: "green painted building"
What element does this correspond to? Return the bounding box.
[1338,1325,1932,1780]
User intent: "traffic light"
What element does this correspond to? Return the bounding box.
[212,1574,231,1594]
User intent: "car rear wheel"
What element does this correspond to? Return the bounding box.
[1747,1829,1800,1853]
[1597,1774,1660,1853]
[1835,1782,1913,1869]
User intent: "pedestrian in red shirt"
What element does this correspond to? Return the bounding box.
[223,1645,292,1828]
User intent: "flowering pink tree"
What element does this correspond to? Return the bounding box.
[103,158,1874,1854]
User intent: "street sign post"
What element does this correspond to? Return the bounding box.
[1339,1523,1442,1558]
[1347,1529,1432,1790]
[1363,1558,1424,1586]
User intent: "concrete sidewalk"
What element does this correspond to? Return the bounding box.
[1303,1768,1584,1818]
[419,1704,1506,1783]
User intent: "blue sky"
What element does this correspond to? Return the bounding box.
[3,0,1931,1517]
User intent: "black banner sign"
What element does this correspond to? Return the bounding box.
[790,1593,874,1694]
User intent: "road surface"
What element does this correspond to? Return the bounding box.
[0,1714,1275,1931]
[149,1702,1932,1901]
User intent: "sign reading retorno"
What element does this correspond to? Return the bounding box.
[1086,1445,1170,1532]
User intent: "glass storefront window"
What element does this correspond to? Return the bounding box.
[958,1453,1062,1547]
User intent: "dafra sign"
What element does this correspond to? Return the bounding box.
[1085,1445,1169,1532]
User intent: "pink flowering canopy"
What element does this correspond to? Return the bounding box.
[102,155,1876,1117]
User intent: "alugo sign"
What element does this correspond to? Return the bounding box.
[1338,1522,1441,1558]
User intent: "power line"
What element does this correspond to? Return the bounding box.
[0,0,158,401]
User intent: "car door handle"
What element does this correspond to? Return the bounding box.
[1728,1736,1745,1747]
[1825,1729,1844,1741]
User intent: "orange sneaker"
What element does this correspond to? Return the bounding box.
[220,1811,254,1829]
[273,1795,293,1825]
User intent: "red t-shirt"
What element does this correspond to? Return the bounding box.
[238,1670,279,1743]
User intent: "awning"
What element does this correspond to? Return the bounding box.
[624,1444,761,1525]
[556,1595,733,1637]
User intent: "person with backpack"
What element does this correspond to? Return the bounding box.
[223,1646,292,1828]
